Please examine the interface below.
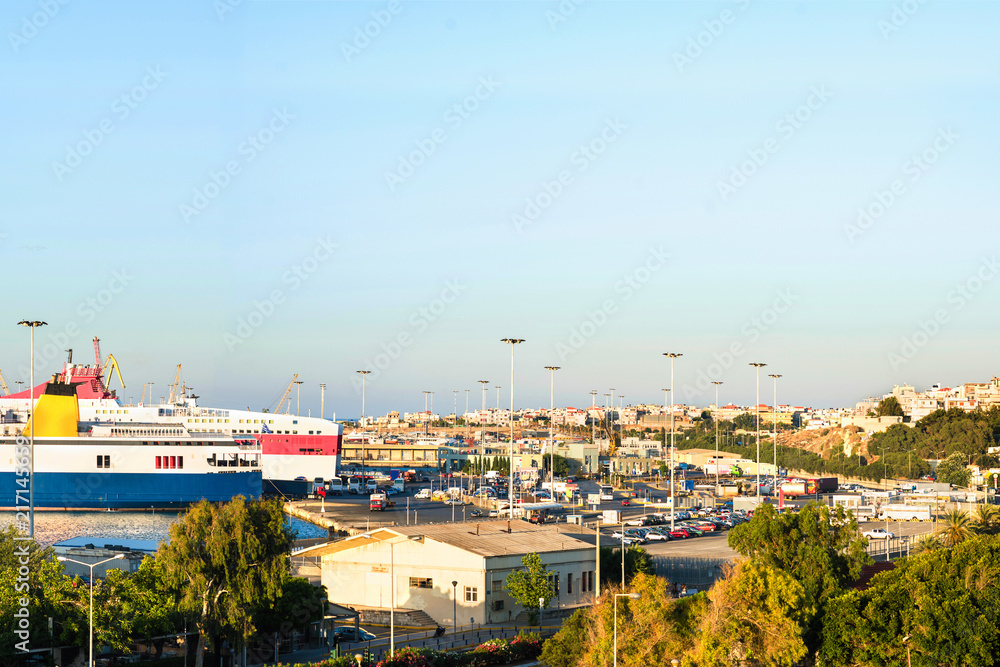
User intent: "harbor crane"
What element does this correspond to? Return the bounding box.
[102,354,126,391]
[92,337,125,391]
[167,365,182,405]
[273,374,299,415]
[0,369,10,395]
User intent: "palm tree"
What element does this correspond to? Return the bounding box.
[937,508,973,547]
[971,504,1000,535]
[910,532,941,555]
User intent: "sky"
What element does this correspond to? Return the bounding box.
[2,0,998,418]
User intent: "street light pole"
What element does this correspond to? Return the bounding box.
[319,383,326,421]
[57,554,125,667]
[294,380,304,416]
[357,371,371,487]
[18,320,46,539]
[545,367,560,490]
[712,382,723,491]
[661,389,669,459]
[613,593,641,667]
[769,374,782,487]
[663,353,682,530]
[501,339,524,515]
[749,363,767,499]
[478,380,489,487]
[451,580,458,635]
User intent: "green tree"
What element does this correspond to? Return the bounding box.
[0,527,69,659]
[538,608,590,667]
[874,396,905,417]
[936,452,972,487]
[732,413,756,431]
[257,577,327,637]
[972,504,1000,535]
[694,561,812,667]
[157,497,294,667]
[937,508,973,547]
[727,502,870,654]
[505,553,556,625]
[541,454,571,477]
[599,546,653,587]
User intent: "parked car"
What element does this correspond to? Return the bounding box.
[621,499,631,507]
[470,509,483,517]
[863,528,895,539]
[334,627,377,642]
[668,528,692,539]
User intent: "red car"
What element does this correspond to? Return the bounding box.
[621,499,631,506]
[669,528,692,539]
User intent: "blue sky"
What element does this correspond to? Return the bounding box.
[2,0,998,418]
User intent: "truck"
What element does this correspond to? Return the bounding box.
[370,492,395,511]
[779,477,839,497]
[403,469,418,483]
[878,505,931,521]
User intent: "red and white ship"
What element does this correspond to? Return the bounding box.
[0,338,341,492]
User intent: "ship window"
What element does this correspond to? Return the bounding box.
[156,456,162,469]
[97,455,103,468]
[178,456,183,469]
[170,456,177,469]
[309,431,314,435]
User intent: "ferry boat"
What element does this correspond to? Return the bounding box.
[0,339,342,493]
[0,380,261,509]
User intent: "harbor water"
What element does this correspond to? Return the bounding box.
[0,510,329,548]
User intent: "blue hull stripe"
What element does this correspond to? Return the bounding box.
[0,471,261,509]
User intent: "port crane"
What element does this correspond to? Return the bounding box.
[0,369,10,395]
[273,374,299,414]
[167,365,182,405]
[93,337,125,391]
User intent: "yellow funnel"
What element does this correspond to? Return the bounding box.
[23,380,80,438]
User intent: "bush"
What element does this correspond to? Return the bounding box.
[508,633,542,661]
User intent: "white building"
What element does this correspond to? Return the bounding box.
[297,521,598,626]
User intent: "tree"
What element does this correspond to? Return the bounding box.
[874,396,905,417]
[158,497,294,667]
[732,412,756,431]
[972,504,1000,535]
[541,454,571,477]
[936,452,972,487]
[727,502,870,654]
[599,546,652,587]
[257,577,327,638]
[505,553,555,625]
[694,561,812,667]
[937,508,973,547]
[0,527,69,660]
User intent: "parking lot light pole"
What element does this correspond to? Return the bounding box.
[19,319,46,538]
[613,593,641,667]
[545,366,560,490]
[769,374,781,487]
[451,581,458,635]
[57,554,125,667]
[663,353,682,530]
[712,382,723,490]
[501,339,524,515]
[749,363,767,498]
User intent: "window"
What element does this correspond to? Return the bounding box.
[567,572,573,595]
[464,586,478,602]
[409,577,433,589]
[97,455,110,469]
[547,574,560,597]
[178,456,184,469]
[155,456,162,469]
[491,580,503,594]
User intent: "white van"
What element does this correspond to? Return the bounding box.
[329,478,344,495]
[366,480,379,494]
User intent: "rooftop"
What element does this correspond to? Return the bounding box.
[295,520,593,559]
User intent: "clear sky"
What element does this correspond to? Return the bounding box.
[2,0,998,418]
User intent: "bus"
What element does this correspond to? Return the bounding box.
[599,485,614,501]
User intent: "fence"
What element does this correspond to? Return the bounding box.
[651,555,734,591]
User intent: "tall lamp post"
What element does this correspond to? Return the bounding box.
[661,389,669,459]
[451,580,459,635]
[357,371,371,486]
[769,374,782,487]
[663,353,682,530]
[749,363,767,498]
[545,366,560,490]
[57,554,125,667]
[501,339,524,514]
[361,534,423,656]
[18,319,46,539]
[319,383,326,421]
[294,380,304,416]
[613,593,641,667]
[478,380,489,488]
[494,386,501,448]
[712,382,723,491]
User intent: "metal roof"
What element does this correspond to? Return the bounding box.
[294,520,593,560]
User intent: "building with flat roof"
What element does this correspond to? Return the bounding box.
[295,521,598,626]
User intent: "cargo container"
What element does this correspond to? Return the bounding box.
[780,477,838,497]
